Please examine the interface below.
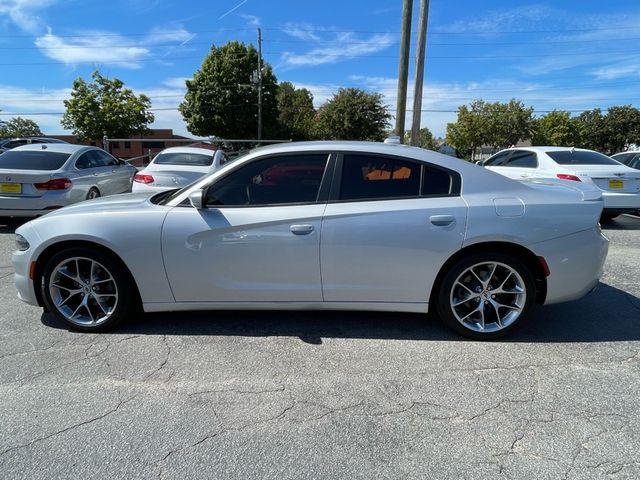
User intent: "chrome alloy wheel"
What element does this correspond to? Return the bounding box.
[449,261,526,333]
[48,257,118,326]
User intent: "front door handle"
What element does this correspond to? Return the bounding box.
[430,215,455,226]
[290,224,314,235]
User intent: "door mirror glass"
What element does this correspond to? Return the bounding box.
[188,190,204,209]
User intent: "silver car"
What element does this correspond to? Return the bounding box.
[0,144,136,217]
[13,141,608,340]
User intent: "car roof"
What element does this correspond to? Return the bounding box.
[497,146,598,154]
[10,143,95,154]
[157,146,217,155]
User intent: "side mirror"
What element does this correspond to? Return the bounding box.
[188,190,204,209]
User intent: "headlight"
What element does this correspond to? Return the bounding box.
[15,234,30,251]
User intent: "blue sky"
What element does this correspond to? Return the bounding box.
[1,0,640,138]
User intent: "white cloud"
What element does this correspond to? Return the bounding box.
[34,31,149,68]
[436,4,557,35]
[282,22,322,42]
[239,14,261,27]
[281,32,395,68]
[591,64,640,81]
[0,0,57,33]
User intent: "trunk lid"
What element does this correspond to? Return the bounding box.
[0,169,55,197]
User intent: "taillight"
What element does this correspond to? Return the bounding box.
[134,173,154,184]
[34,178,72,190]
[557,174,581,182]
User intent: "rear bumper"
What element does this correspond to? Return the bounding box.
[0,191,73,217]
[601,191,640,210]
[530,227,609,305]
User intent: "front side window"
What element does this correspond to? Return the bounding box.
[205,154,328,206]
[483,151,511,166]
[339,154,421,200]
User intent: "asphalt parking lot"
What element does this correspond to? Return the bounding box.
[0,215,639,480]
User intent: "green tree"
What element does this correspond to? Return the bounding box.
[276,82,315,140]
[314,88,391,141]
[445,99,534,159]
[179,41,279,139]
[575,108,606,152]
[404,127,436,150]
[602,105,640,154]
[61,70,154,141]
[532,111,582,146]
[0,116,43,137]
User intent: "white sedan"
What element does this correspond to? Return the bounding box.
[483,146,640,220]
[13,141,608,339]
[132,146,230,193]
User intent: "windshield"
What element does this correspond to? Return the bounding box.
[547,150,621,165]
[0,150,71,170]
[153,152,214,166]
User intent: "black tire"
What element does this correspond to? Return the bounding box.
[86,188,101,200]
[435,252,536,340]
[42,247,138,332]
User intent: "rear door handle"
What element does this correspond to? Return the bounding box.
[290,224,314,235]
[430,215,455,226]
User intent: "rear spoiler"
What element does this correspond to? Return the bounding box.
[520,178,603,202]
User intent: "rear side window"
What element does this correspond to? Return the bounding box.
[506,150,537,168]
[0,150,71,170]
[339,154,421,200]
[547,150,620,165]
[154,152,214,166]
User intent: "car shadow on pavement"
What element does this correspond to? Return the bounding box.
[41,282,640,343]
[0,218,30,234]
[602,214,640,231]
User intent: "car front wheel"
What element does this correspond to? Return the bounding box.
[436,253,535,340]
[42,247,136,332]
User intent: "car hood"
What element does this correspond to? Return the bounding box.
[38,192,156,217]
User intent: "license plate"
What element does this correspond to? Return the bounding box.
[0,183,21,194]
[608,179,624,189]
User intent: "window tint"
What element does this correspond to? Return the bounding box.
[75,152,94,169]
[205,154,328,206]
[484,151,511,166]
[97,150,119,166]
[612,153,633,164]
[0,150,71,170]
[547,150,620,165]
[6,139,28,149]
[629,155,640,170]
[506,150,537,168]
[339,154,421,200]
[422,165,454,196]
[154,152,214,166]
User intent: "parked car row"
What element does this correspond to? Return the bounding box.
[12,141,610,340]
[481,146,640,220]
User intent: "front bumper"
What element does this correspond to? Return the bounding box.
[531,227,609,305]
[11,223,41,306]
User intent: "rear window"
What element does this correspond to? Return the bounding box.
[0,150,71,170]
[153,152,213,166]
[547,150,620,165]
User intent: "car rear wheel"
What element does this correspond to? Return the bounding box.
[42,247,137,332]
[436,253,535,340]
[86,188,100,200]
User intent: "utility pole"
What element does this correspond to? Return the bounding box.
[257,27,263,142]
[395,0,413,143]
[410,0,429,147]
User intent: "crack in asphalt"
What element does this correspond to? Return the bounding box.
[0,392,138,459]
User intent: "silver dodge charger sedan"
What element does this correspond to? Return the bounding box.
[0,144,136,217]
[12,141,609,339]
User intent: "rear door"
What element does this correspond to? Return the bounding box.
[320,152,467,305]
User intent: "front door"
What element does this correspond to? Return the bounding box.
[161,153,332,303]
